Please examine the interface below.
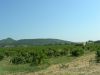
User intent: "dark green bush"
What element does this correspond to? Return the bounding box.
[96,50,100,63]
[46,48,55,57]
[31,50,47,65]
[11,55,25,64]
[71,49,84,57]
[0,54,4,61]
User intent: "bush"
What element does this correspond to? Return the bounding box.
[0,54,4,61]
[46,48,55,57]
[96,50,100,63]
[31,50,47,65]
[71,49,84,57]
[11,55,25,64]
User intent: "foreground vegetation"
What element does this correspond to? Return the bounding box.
[0,42,100,74]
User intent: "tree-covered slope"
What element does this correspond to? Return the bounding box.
[0,38,72,47]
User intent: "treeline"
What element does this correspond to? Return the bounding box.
[0,43,100,65]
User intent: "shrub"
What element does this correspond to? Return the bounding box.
[45,48,55,57]
[71,49,84,57]
[31,50,47,65]
[96,50,100,63]
[11,55,25,64]
[0,53,4,61]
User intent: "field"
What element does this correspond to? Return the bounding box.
[30,52,99,75]
[0,54,74,75]
[0,43,100,75]
[6,52,100,75]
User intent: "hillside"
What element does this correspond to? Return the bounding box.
[0,38,72,47]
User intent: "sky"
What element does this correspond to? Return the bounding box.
[0,0,100,42]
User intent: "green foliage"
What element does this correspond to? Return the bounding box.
[0,40,100,74]
[0,49,4,61]
[96,50,100,63]
[0,53,4,61]
[0,43,98,65]
[10,49,47,65]
[31,50,47,65]
[11,55,25,64]
[71,49,84,57]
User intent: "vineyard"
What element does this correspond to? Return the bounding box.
[0,42,100,75]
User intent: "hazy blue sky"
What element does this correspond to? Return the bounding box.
[0,0,100,42]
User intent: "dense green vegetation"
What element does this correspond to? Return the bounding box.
[0,42,99,65]
[0,39,100,74]
[96,50,100,63]
[71,49,84,57]
[0,45,73,65]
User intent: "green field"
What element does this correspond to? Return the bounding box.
[0,43,99,75]
[0,55,75,75]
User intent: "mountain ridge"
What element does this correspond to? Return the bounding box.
[0,38,72,47]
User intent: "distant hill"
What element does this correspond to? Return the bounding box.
[0,38,16,47]
[0,38,72,47]
[94,40,100,43]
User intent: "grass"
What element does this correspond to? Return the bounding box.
[0,55,75,75]
[0,52,99,75]
[26,52,98,75]
[48,55,75,65]
[0,58,49,75]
